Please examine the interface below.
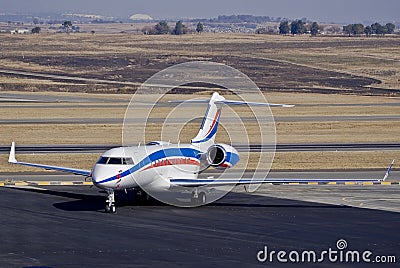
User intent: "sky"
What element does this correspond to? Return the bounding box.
[0,0,399,23]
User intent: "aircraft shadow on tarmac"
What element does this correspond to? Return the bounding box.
[6,186,348,212]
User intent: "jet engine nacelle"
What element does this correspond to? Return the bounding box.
[203,143,240,170]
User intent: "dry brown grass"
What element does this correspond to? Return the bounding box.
[0,92,399,146]
[0,124,123,145]
[2,150,399,174]
[1,33,399,92]
[272,151,400,170]
[1,33,399,172]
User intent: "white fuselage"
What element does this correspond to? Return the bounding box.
[91,143,203,191]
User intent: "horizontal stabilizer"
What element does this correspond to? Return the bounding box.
[169,99,294,107]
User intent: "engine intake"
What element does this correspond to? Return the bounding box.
[207,144,226,166]
[198,144,239,172]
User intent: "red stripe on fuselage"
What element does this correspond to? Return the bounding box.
[142,158,200,171]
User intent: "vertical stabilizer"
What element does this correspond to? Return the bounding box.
[382,160,395,181]
[191,93,225,149]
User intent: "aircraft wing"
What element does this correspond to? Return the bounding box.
[171,160,394,187]
[8,142,91,176]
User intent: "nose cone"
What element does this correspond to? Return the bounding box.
[92,164,115,189]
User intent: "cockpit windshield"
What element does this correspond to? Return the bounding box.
[97,157,134,165]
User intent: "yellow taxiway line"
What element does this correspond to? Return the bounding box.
[0,181,398,187]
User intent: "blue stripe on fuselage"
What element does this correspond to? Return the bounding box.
[95,147,201,185]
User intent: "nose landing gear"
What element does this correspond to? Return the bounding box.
[105,189,116,213]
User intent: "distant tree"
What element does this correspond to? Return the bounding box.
[343,24,352,36]
[62,21,72,33]
[279,21,290,35]
[31,27,41,34]
[172,21,186,35]
[290,20,306,35]
[310,22,320,36]
[372,23,388,36]
[196,22,204,33]
[351,23,364,36]
[154,21,170,34]
[33,17,39,25]
[370,22,381,35]
[378,25,388,36]
[385,23,395,34]
[343,23,364,37]
[63,21,72,28]
[364,25,372,36]
[91,30,95,34]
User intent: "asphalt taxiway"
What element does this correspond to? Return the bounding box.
[0,183,399,267]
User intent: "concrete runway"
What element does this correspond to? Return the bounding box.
[0,184,399,267]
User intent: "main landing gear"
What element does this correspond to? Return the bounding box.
[191,188,206,205]
[105,189,116,213]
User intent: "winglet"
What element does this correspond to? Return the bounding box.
[8,141,17,163]
[382,160,395,181]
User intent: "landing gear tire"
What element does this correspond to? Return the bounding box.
[191,191,206,205]
[198,192,206,204]
[110,205,116,213]
[105,204,116,213]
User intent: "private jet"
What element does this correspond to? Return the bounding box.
[8,92,394,213]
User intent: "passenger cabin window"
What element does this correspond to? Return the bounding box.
[97,157,134,165]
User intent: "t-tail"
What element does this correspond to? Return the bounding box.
[189,92,294,151]
[191,92,225,150]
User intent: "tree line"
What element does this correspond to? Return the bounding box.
[278,20,321,36]
[278,20,396,37]
[343,22,395,37]
[142,21,204,35]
